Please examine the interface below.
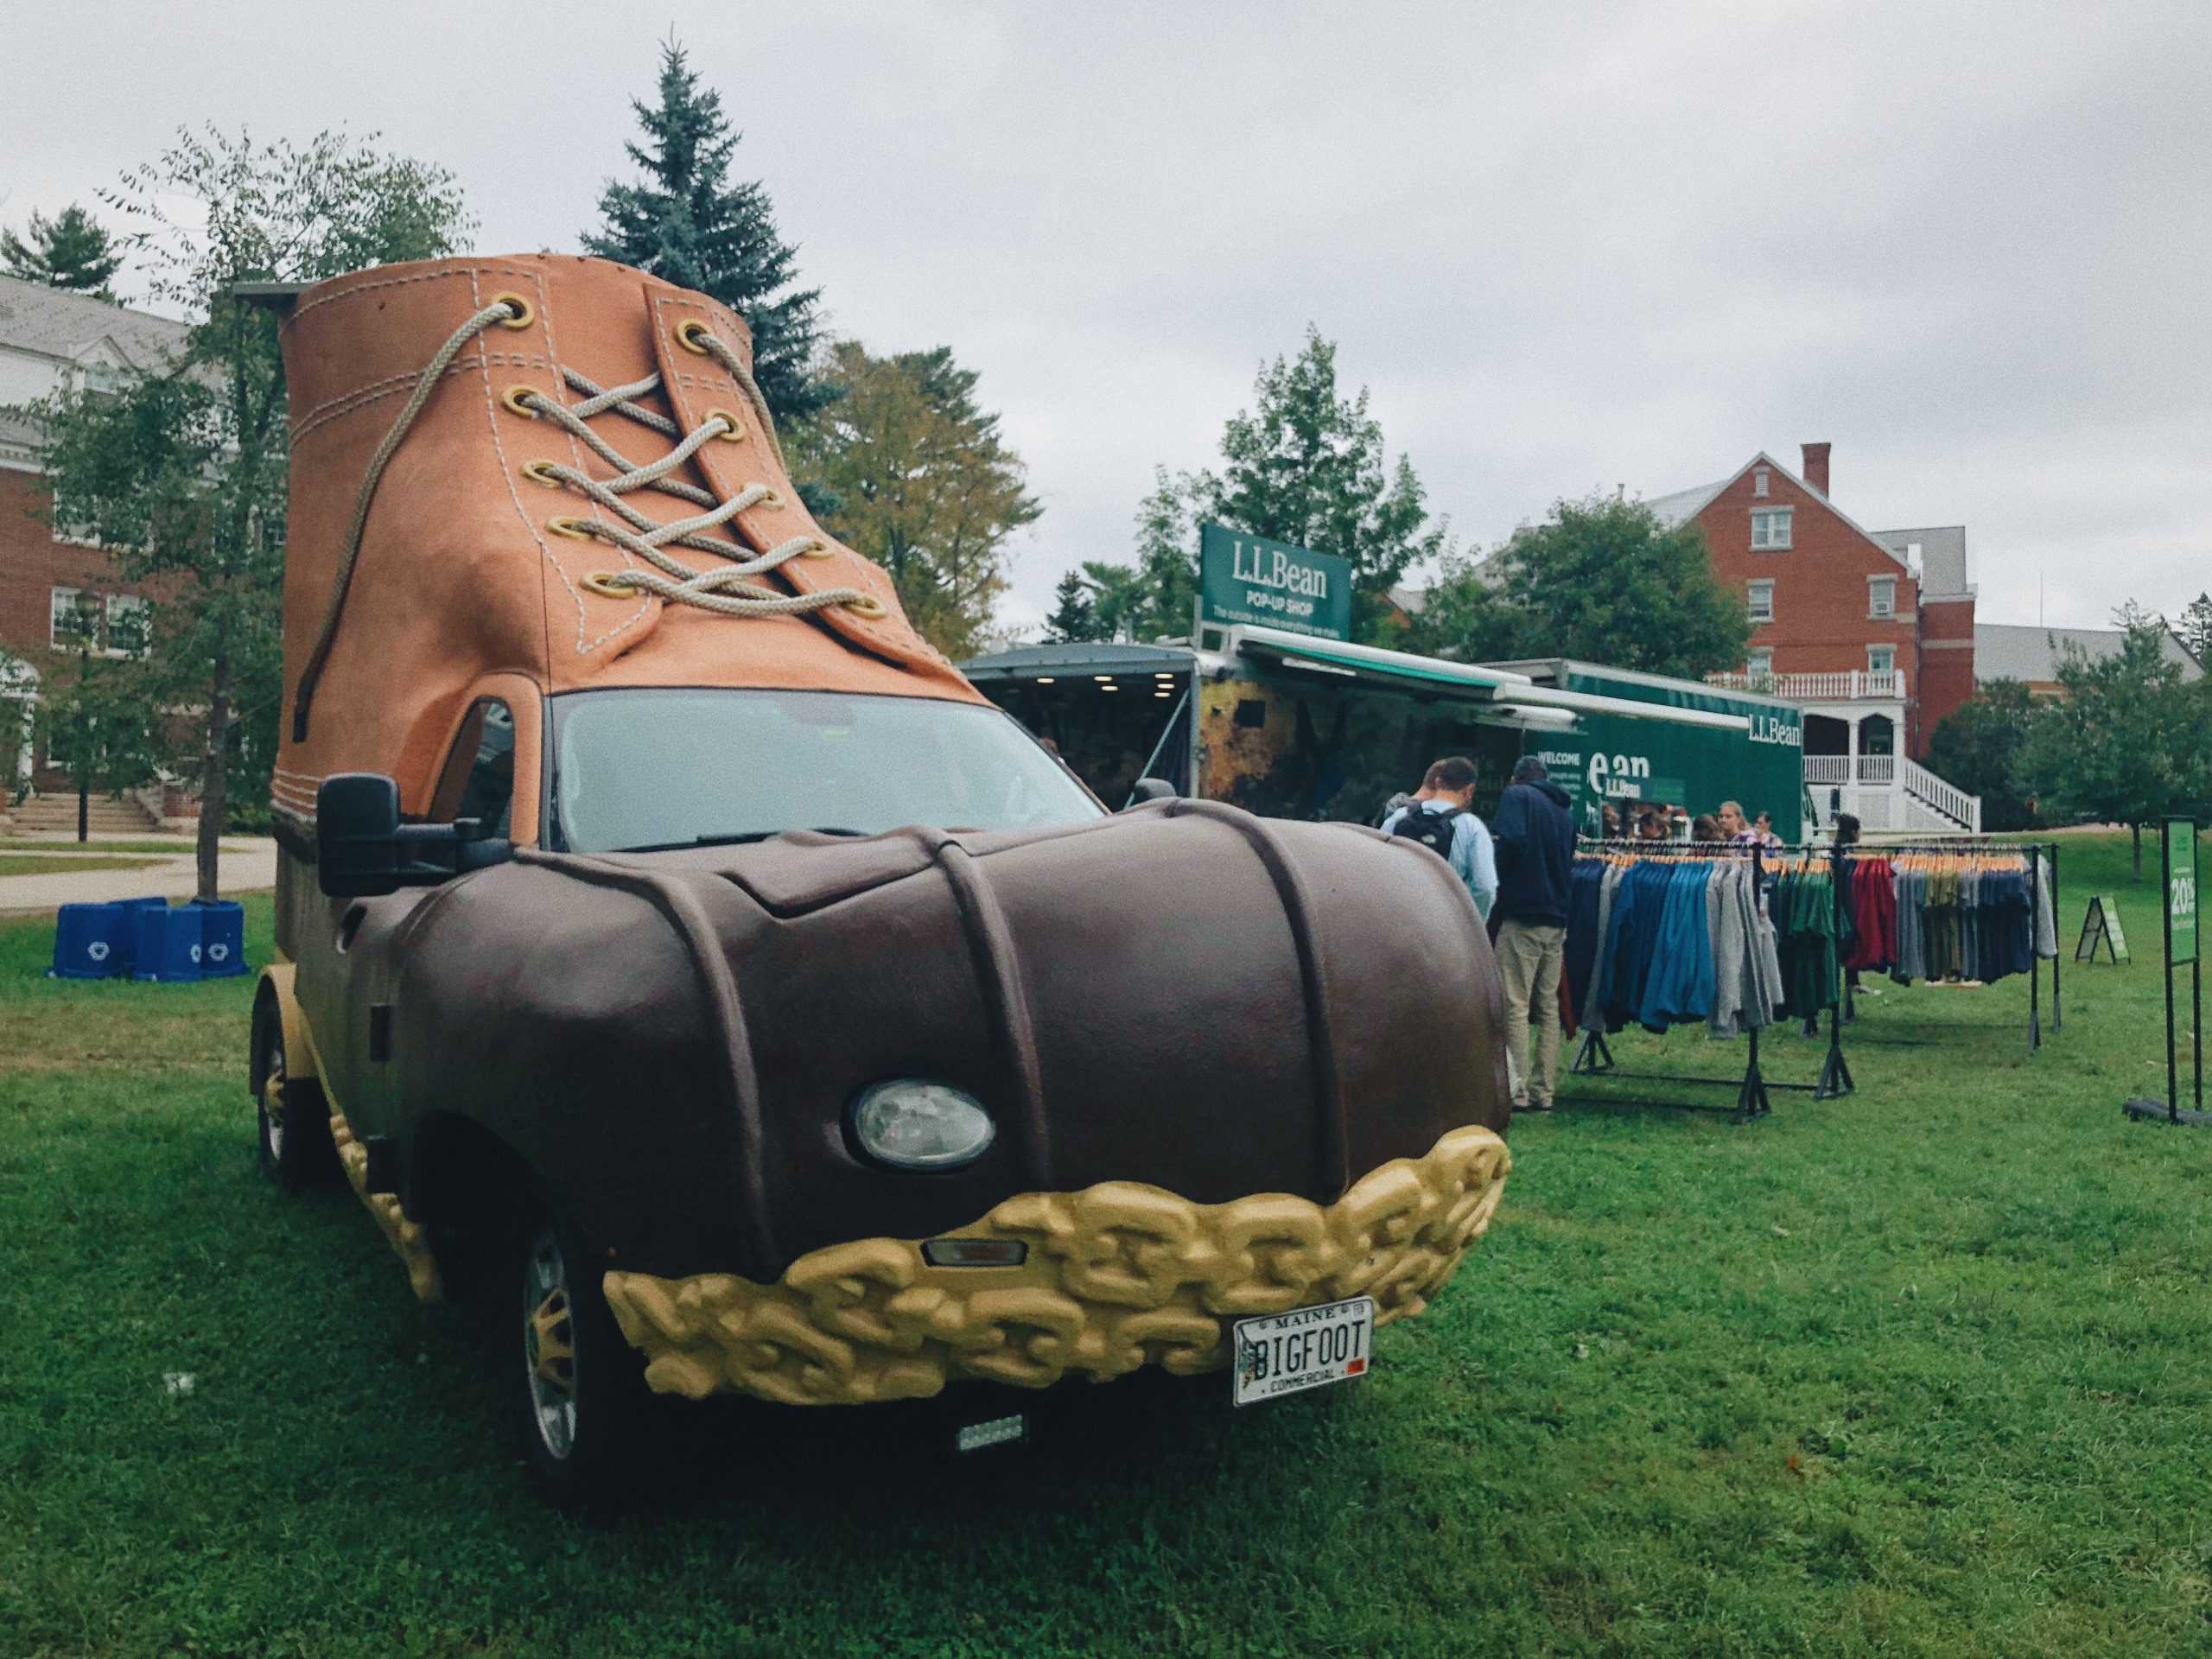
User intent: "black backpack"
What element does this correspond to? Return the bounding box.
[1390,806,1464,860]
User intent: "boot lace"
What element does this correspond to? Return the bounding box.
[294,298,865,743]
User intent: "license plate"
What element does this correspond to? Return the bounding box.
[1231,1296,1375,1407]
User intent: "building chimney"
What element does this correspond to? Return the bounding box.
[1802,442,1831,496]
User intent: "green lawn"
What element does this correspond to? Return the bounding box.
[2,833,2207,1658]
[0,839,252,855]
[0,854,171,878]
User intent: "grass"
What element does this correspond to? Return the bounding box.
[0,854,171,878]
[0,839,253,855]
[1,832,2207,1658]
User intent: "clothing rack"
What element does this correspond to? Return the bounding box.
[1839,839,2061,1053]
[1560,839,1853,1123]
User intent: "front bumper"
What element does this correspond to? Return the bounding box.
[601,1124,1509,1406]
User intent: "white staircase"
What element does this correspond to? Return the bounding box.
[1802,756,1979,836]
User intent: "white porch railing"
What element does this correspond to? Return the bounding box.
[1803,754,1899,785]
[1802,760,1981,835]
[1707,668,1906,701]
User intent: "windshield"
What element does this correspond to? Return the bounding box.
[549,688,1105,854]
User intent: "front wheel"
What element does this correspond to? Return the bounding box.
[252,991,335,1190]
[516,1211,652,1504]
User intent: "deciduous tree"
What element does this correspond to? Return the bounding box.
[31,594,160,837]
[1925,677,2043,833]
[1,203,124,298]
[2174,591,2212,669]
[1412,494,1750,678]
[790,340,1041,661]
[26,127,472,899]
[585,39,828,426]
[2018,613,2209,877]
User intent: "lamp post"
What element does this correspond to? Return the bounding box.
[73,606,92,843]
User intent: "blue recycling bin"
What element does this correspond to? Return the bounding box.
[111,895,172,977]
[51,902,130,978]
[191,899,247,978]
[132,903,205,983]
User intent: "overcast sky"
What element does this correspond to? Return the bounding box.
[8,1,2209,637]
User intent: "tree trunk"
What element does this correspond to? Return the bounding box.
[2132,821,2142,880]
[197,651,231,903]
[77,763,89,842]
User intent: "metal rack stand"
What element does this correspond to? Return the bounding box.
[1839,839,2061,1054]
[1559,839,1852,1124]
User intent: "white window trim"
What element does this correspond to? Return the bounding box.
[1746,580,1775,623]
[1868,575,1897,620]
[1753,468,1770,498]
[1747,648,1774,677]
[49,587,91,649]
[1750,507,1794,550]
[1867,645,1897,675]
[104,594,150,658]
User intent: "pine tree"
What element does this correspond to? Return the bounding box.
[1045,570,1098,642]
[1080,330,1447,647]
[584,40,828,426]
[1,203,124,298]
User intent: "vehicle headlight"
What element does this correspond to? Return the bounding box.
[849,1080,997,1170]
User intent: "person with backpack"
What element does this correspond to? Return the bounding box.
[1380,756,1497,922]
[1491,754,1579,1113]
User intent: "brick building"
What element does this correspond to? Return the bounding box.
[1646,442,1980,830]
[0,273,189,802]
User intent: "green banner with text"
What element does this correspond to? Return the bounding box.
[1198,524,1353,642]
[2169,817,2199,965]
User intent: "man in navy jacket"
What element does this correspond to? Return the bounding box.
[1491,755,1579,1111]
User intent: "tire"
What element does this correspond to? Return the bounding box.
[253,990,336,1190]
[514,1206,653,1505]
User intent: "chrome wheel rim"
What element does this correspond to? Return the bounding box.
[260,1040,287,1160]
[522,1226,577,1461]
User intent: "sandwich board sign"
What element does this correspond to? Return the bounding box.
[2075,896,2129,963]
[1198,524,1352,642]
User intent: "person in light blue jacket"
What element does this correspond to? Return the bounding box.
[1379,756,1498,922]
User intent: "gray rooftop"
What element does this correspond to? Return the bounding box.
[1872,525,1970,598]
[1974,622,2202,684]
[1643,479,1729,529]
[0,273,190,372]
[960,639,1194,683]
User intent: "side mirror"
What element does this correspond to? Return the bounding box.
[1124,777,1177,810]
[316,772,512,898]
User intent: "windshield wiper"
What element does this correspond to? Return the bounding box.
[611,828,872,854]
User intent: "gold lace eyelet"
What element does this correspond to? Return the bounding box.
[582,572,641,599]
[755,487,785,511]
[491,292,535,330]
[701,407,745,442]
[501,385,541,419]
[521,459,563,489]
[675,318,714,355]
[547,516,596,541]
[799,538,835,561]
[843,594,888,620]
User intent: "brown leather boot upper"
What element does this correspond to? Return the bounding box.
[272,254,978,826]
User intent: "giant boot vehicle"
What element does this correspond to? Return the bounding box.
[249,254,1513,1501]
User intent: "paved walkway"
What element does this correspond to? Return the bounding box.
[0,837,278,915]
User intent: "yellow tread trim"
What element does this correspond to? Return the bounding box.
[602,1124,1509,1407]
[262,966,443,1302]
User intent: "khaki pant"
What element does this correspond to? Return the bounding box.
[1496,920,1567,1109]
